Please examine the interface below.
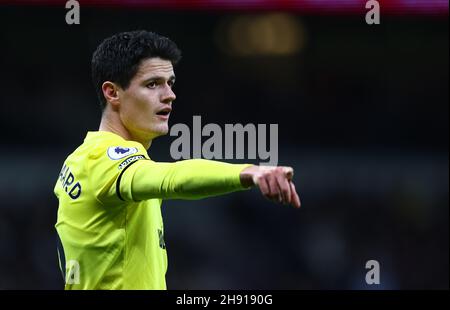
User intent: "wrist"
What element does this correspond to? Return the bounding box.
[239,165,256,188]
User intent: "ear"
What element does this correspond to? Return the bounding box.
[102,81,121,109]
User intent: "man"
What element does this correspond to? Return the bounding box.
[54,30,301,290]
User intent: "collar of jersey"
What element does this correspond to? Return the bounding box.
[85,131,144,149]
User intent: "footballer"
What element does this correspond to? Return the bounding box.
[54,30,301,290]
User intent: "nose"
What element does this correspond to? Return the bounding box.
[161,84,176,104]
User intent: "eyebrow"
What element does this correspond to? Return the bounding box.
[143,75,176,83]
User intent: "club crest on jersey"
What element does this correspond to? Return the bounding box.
[107,146,138,160]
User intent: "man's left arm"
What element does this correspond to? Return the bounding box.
[118,158,301,208]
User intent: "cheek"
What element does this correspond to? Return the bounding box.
[137,90,158,110]
[123,93,160,127]
[126,92,155,114]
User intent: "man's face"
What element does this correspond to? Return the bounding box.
[119,57,176,141]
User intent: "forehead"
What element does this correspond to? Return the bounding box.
[135,57,174,79]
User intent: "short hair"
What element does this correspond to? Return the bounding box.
[91,30,182,109]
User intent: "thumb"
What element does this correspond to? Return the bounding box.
[283,167,294,180]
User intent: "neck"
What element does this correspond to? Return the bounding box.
[99,107,152,150]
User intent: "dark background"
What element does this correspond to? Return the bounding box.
[0,2,448,289]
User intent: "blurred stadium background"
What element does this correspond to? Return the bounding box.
[0,0,448,289]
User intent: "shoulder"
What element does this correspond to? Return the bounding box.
[85,132,149,162]
[89,138,149,183]
[65,131,149,177]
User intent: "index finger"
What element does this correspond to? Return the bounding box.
[289,181,301,208]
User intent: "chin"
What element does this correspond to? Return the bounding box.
[150,125,169,138]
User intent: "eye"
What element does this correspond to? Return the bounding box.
[147,81,157,89]
[168,80,175,88]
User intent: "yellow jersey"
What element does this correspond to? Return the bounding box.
[54,131,251,290]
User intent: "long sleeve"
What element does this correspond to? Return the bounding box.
[118,159,253,202]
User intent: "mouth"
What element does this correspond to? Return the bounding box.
[156,107,172,119]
